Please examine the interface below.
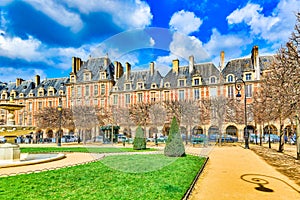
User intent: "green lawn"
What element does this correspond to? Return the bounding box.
[0,154,205,200]
[20,147,156,153]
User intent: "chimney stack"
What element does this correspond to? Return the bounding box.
[114,61,124,80]
[189,55,194,73]
[35,75,40,86]
[251,46,260,80]
[172,59,179,74]
[104,54,109,66]
[220,51,225,71]
[125,62,131,80]
[16,78,23,87]
[150,62,154,76]
[72,57,77,73]
[76,58,82,72]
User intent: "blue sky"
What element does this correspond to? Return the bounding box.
[0,0,299,82]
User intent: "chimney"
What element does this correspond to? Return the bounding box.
[125,62,131,80]
[172,59,179,74]
[35,75,40,86]
[189,55,194,73]
[76,58,82,72]
[72,57,77,73]
[220,51,225,71]
[114,61,124,80]
[16,78,23,87]
[150,62,154,76]
[104,54,109,66]
[251,46,260,80]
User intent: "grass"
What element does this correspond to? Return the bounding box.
[0,154,205,200]
[20,147,156,153]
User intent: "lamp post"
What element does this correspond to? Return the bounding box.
[57,96,62,147]
[235,78,249,149]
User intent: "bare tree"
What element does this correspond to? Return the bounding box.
[72,105,99,144]
[149,102,167,137]
[129,102,153,137]
[34,107,74,132]
[180,100,200,144]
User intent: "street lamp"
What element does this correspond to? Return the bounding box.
[235,77,249,149]
[57,96,62,147]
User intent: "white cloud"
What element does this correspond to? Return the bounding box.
[170,32,209,61]
[64,0,153,29]
[149,37,155,46]
[0,0,12,6]
[0,34,43,61]
[24,0,83,32]
[204,28,252,65]
[169,10,202,35]
[227,0,300,44]
[0,67,47,83]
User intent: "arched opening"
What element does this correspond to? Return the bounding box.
[263,125,278,135]
[192,126,203,135]
[149,127,158,138]
[226,125,238,136]
[45,129,53,143]
[208,126,219,135]
[244,125,255,135]
[284,125,295,137]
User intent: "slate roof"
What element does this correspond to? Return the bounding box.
[221,55,275,78]
[163,62,221,87]
[114,69,163,91]
[75,57,114,82]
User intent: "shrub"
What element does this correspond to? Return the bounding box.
[133,125,146,150]
[164,117,185,157]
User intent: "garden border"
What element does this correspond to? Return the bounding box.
[182,156,209,200]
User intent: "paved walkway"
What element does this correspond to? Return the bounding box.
[189,145,300,200]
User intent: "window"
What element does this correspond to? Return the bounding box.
[85,85,89,96]
[150,92,156,102]
[164,82,170,88]
[77,86,82,96]
[194,89,200,100]
[84,73,90,81]
[137,93,143,102]
[71,87,74,97]
[48,90,54,96]
[137,82,143,89]
[101,84,105,95]
[245,84,252,97]
[125,94,131,104]
[125,83,131,90]
[100,99,105,107]
[227,75,234,82]
[94,85,98,96]
[70,75,75,83]
[179,80,185,87]
[179,90,185,100]
[100,72,106,79]
[210,87,217,97]
[210,77,216,84]
[113,95,118,105]
[228,86,234,98]
[29,102,33,111]
[164,91,170,101]
[194,78,200,86]
[245,73,252,81]
[94,99,98,106]
[48,101,52,107]
[151,83,157,89]
[38,102,42,109]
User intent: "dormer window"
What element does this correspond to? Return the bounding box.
[84,71,91,81]
[227,75,234,83]
[192,77,201,86]
[29,91,34,97]
[210,77,216,84]
[137,82,144,90]
[10,90,17,99]
[19,93,24,98]
[48,87,55,96]
[1,93,6,100]
[151,83,157,89]
[113,86,118,91]
[70,75,76,83]
[59,90,64,96]
[164,82,170,88]
[125,83,131,91]
[245,73,252,81]
[178,79,185,87]
[100,72,106,80]
[38,88,45,97]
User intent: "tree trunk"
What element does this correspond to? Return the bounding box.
[296,115,300,160]
[278,120,284,152]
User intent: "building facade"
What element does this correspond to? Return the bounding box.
[0,46,289,141]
